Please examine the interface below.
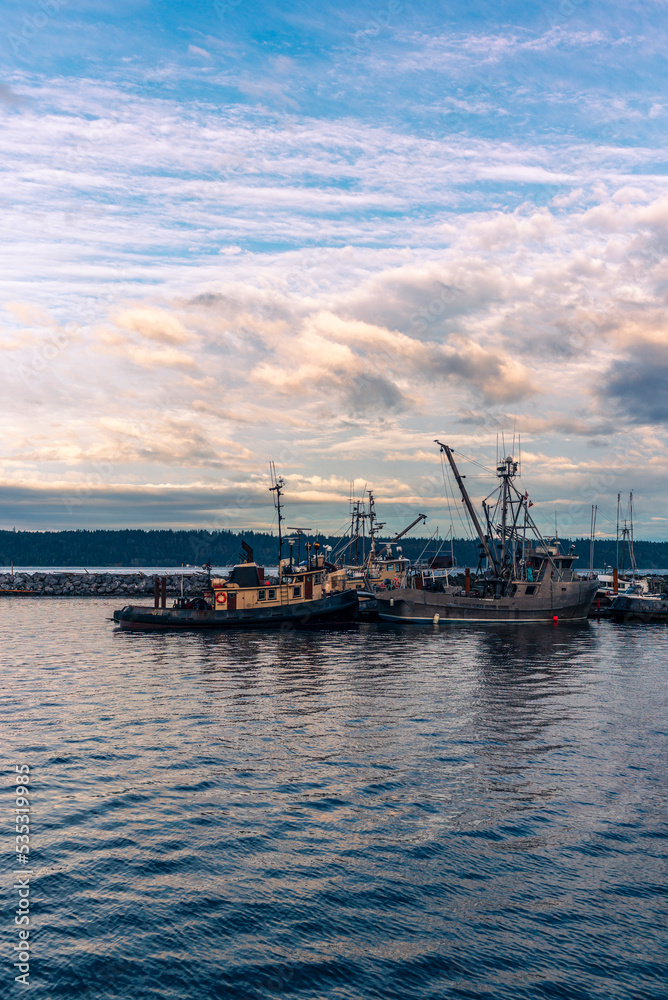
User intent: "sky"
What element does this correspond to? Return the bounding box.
[1,0,667,540]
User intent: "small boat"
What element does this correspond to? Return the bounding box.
[609,590,668,623]
[588,495,652,617]
[112,471,358,631]
[376,442,599,624]
[589,573,652,616]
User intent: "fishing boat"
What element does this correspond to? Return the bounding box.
[376,442,599,624]
[112,470,358,631]
[325,489,426,617]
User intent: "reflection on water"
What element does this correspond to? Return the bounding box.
[2,599,666,1000]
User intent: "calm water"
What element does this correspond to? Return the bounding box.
[2,598,666,999]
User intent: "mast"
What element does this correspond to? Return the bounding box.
[435,441,499,573]
[629,491,637,577]
[368,490,377,553]
[616,492,621,575]
[354,500,361,565]
[367,490,385,558]
[589,505,597,575]
[497,454,520,575]
[269,462,285,565]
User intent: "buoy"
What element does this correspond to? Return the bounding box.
[552,615,558,622]
[433,613,440,625]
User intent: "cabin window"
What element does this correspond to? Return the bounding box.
[293,586,301,598]
[314,574,321,584]
[258,590,266,601]
[525,585,536,595]
[387,564,394,571]
[268,588,276,600]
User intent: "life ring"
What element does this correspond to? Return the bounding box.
[394,577,401,588]
[216,592,227,605]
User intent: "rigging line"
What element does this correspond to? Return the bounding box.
[441,451,472,541]
[450,450,498,476]
[415,527,440,566]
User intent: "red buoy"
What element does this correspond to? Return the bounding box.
[552,615,559,622]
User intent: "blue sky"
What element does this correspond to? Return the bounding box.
[1,0,668,540]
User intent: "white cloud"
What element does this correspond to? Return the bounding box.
[1,66,668,533]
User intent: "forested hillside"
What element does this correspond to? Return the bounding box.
[1,529,667,569]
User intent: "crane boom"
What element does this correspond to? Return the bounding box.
[435,440,499,573]
[377,513,427,556]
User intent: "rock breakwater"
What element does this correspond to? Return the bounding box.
[0,572,210,597]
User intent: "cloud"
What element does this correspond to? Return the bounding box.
[2,43,668,535]
[112,307,192,345]
[0,84,26,107]
[430,344,536,403]
[5,301,56,326]
[346,374,408,416]
[600,342,668,425]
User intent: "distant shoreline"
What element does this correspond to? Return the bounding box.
[2,528,668,571]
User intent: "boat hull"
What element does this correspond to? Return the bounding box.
[609,595,668,623]
[377,579,599,624]
[113,588,358,631]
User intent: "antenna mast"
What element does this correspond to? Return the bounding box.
[589,504,597,575]
[269,461,285,564]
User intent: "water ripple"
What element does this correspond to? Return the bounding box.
[2,599,666,999]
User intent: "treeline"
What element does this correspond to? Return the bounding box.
[1,529,668,569]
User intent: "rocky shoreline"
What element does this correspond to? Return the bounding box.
[0,571,210,597]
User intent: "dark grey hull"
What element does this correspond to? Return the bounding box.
[113,589,358,631]
[609,595,668,623]
[377,580,599,624]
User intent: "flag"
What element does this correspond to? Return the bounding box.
[524,491,534,508]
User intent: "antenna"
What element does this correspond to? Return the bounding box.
[268,461,285,564]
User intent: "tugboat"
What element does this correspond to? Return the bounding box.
[376,441,599,624]
[112,469,358,631]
